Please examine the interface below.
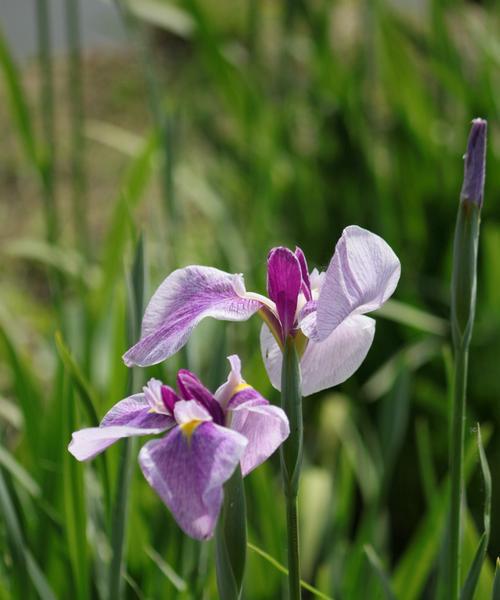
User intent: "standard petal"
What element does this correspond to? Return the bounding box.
[69,394,173,461]
[138,422,247,540]
[267,248,302,339]
[214,355,243,409]
[316,226,400,340]
[123,266,262,367]
[227,388,289,476]
[260,316,376,396]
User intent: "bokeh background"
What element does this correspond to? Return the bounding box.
[0,1,499,598]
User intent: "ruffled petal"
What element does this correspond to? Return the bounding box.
[316,226,400,341]
[123,266,262,367]
[138,422,247,540]
[267,248,302,339]
[260,316,376,396]
[227,388,289,476]
[69,394,173,461]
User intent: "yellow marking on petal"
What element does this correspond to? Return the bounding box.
[233,383,251,394]
[294,330,309,358]
[180,419,203,440]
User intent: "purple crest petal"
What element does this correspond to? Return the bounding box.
[161,385,179,414]
[267,248,302,339]
[138,422,247,540]
[260,315,376,396]
[295,246,312,301]
[177,370,224,425]
[316,226,400,341]
[227,388,290,476]
[69,394,173,461]
[123,267,262,367]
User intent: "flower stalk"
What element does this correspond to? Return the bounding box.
[280,337,303,599]
[448,119,486,599]
[215,466,247,600]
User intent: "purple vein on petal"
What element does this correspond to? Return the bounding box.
[123,266,262,367]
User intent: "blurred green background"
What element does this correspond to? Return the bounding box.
[0,0,499,598]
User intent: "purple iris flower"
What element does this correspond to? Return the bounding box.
[69,356,289,540]
[124,226,400,396]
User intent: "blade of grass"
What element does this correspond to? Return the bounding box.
[0,27,39,166]
[145,545,188,592]
[62,373,89,600]
[108,236,145,599]
[460,425,492,600]
[493,559,500,600]
[375,299,448,336]
[0,468,56,600]
[0,446,40,498]
[54,331,100,427]
[364,545,397,600]
[247,542,334,600]
[393,426,492,600]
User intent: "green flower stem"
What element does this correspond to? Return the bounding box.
[215,466,247,600]
[448,201,481,599]
[280,337,303,599]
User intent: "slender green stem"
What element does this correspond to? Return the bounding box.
[215,466,247,600]
[285,493,301,600]
[108,436,134,600]
[447,194,481,598]
[108,238,145,599]
[280,337,303,599]
[448,345,468,599]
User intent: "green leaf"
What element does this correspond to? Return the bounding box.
[394,427,492,600]
[54,331,100,427]
[0,322,42,454]
[0,446,40,498]
[95,133,157,313]
[0,469,56,600]
[375,299,448,336]
[0,27,40,169]
[215,466,247,600]
[460,425,492,600]
[364,545,397,600]
[493,559,500,600]
[145,546,187,592]
[247,542,334,600]
[125,0,194,37]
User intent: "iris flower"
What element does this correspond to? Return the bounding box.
[124,226,400,395]
[69,356,289,540]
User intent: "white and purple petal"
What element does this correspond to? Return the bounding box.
[138,422,247,540]
[267,248,302,339]
[214,355,243,409]
[123,267,262,367]
[69,394,173,461]
[227,387,289,476]
[295,247,312,301]
[260,315,376,396]
[316,226,400,341]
